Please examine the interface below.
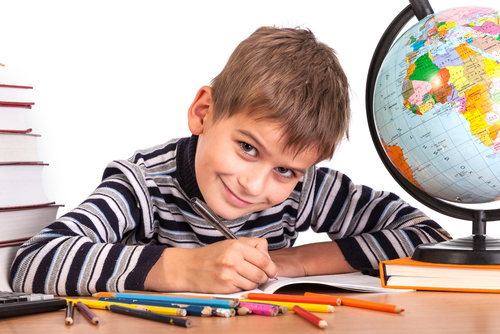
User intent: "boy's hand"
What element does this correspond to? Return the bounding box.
[269,241,356,278]
[145,237,278,293]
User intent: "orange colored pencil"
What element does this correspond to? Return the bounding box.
[304,292,404,313]
[241,293,341,306]
[293,305,327,329]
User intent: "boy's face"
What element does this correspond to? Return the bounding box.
[195,112,319,220]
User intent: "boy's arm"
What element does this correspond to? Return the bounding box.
[11,160,277,296]
[269,241,355,278]
[10,163,167,296]
[287,167,452,275]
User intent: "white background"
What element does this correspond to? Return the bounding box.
[1,0,499,245]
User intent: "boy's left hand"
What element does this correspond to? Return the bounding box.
[269,241,356,277]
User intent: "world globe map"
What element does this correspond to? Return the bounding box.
[374,6,500,204]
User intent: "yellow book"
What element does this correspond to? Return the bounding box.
[380,257,500,293]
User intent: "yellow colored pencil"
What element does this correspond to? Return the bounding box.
[238,299,334,313]
[66,299,187,316]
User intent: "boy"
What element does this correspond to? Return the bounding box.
[10,27,450,296]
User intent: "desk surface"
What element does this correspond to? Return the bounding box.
[2,286,500,334]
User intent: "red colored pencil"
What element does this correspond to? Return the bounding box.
[0,84,33,89]
[292,305,327,329]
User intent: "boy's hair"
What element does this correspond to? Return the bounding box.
[210,26,350,162]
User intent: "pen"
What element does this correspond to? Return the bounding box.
[76,301,99,325]
[65,300,74,325]
[190,197,239,240]
[190,197,278,280]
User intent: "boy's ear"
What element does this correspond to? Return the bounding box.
[187,86,213,135]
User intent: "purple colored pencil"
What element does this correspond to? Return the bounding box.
[76,301,99,325]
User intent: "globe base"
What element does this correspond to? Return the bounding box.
[412,236,500,265]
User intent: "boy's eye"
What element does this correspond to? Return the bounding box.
[276,167,293,177]
[240,142,257,156]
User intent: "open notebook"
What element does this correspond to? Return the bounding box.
[168,272,410,299]
[258,272,393,294]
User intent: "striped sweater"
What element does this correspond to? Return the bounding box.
[10,136,451,296]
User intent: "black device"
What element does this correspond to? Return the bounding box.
[0,291,66,319]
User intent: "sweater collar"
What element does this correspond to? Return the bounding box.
[176,135,204,201]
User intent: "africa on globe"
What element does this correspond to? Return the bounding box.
[374,6,500,204]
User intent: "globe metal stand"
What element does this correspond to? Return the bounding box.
[365,0,500,265]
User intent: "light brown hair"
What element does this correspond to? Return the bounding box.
[210,26,350,162]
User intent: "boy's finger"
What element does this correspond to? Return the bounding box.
[238,237,278,280]
[240,237,270,255]
[242,246,278,281]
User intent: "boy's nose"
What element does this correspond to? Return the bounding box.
[238,167,267,196]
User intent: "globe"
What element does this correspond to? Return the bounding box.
[366,1,500,265]
[373,5,500,204]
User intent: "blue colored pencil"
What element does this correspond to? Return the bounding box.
[94,292,237,309]
[98,297,212,317]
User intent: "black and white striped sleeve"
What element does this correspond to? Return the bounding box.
[10,163,167,296]
[301,167,452,272]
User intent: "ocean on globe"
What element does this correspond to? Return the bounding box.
[374,6,500,204]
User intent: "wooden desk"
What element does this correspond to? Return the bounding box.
[2,286,500,334]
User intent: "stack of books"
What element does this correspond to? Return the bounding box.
[0,77,62,291]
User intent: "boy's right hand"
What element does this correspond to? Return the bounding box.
[144,237,278,293]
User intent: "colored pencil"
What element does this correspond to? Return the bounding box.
[106,304,192,328]
[236,307,251,315]
[93,292,237,308]
[239,299,334,313]
[238,301,279,316]
[98,297,212,316]
[304,292,405,313]
[68,298,187,316]
[213,308,232,317]
[293,305,327,329]
[65,300,74,325]
[76,301,99,325]
[241,293,341,306]
[213,308,235,317]
[0,84,33,89]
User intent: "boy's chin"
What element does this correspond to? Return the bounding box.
[217,206,257,221]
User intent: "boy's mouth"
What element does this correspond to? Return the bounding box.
[222,181,253,208]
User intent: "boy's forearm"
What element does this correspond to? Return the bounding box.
[144,247,194,292]
[269,241,356,278]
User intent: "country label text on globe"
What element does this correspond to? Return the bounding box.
[374,6,500,203]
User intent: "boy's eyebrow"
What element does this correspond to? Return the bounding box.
[237,129,308,175]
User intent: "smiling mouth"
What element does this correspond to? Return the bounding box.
[222,181,253,207]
